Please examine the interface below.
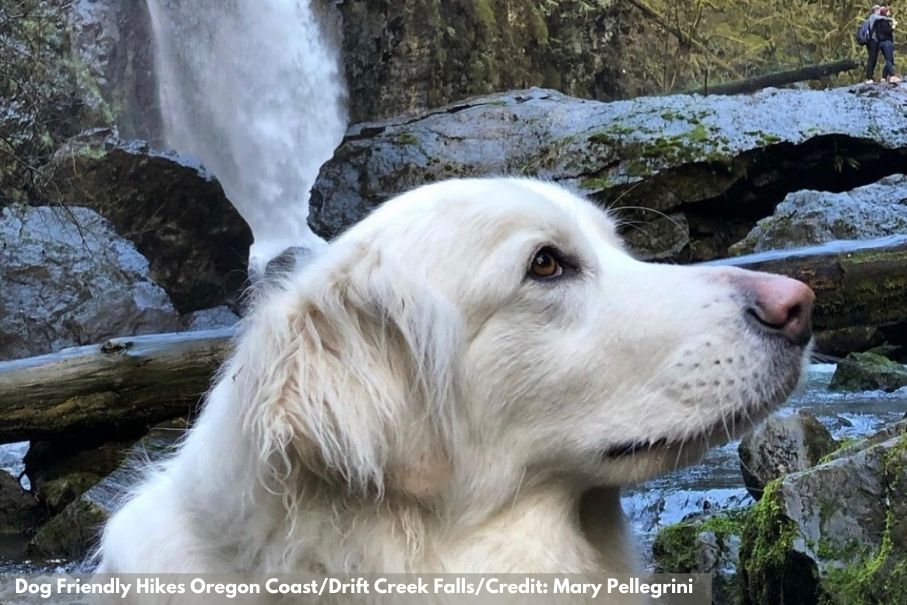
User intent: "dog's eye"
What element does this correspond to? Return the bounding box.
[529,247,564,279]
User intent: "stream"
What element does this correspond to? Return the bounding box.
[623,363,907,561]
[2,365,905,573]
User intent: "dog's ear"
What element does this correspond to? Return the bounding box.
[234,243,459,503]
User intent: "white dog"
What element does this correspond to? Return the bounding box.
[98,178,813,583]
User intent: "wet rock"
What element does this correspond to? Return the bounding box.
[0,471,42,536]
[182,306,240,331]
[738,412,837,500]
[337,0,625,123]
[311,86,907,261]
[829,352,907,393]
[738,422,907,604]
[0,204,181,361]
[27,496,108,560]
[42,129,252,312]
[24,438,138,516]
[28,420,185,560]
[730,174,907,255]
[652,512,743,605]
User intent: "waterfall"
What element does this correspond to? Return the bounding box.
[146,0,347,276]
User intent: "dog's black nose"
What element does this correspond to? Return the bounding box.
[737,273,815,345]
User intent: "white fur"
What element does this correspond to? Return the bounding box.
[98,178,809,599]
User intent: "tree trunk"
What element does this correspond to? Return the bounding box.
[0,329,233,444]
[682,59,863,96]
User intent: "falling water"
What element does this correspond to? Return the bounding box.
[146,0,347,275]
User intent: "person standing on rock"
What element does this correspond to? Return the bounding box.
[866,6,901,83]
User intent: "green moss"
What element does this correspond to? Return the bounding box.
[393,132,420,146]
[820,517,895,605]
[818,437,861,464]
[471,0,496,32]
[653,510,746,573]
[653,523,702,573]
[739,479,819,603]
[75,145,108,160]
[528,7,549,47]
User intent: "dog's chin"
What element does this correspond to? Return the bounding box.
[597,344,811,485]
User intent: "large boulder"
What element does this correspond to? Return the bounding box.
[829,352,907,393]
[730,174,907,255]
[738,412,837,500]
[337,0,625,123]
[0,204,180,361]
[738,422,907,604]
[42,129,252,312]
[310,86,907,261]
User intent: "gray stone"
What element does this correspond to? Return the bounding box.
[0,204,181,361]
[730,174,907,255]
[829,351,907,392]
[182,306,240,331]
[738,411,837,500]
[310,86,907,261]
[43,129,252,312]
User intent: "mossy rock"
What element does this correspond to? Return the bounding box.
[829,352,907,393]
[653,512,744,604]
[28,497,108,560]
[39,472,104,515]
[738,480,820,604]
[739,432,907,604]
[738,412,837,500]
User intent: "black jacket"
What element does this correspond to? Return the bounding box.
[873,17,894,43]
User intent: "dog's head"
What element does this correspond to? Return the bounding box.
[233,178,813,507]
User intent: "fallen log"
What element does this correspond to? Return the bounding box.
[682,59,862,96]
[708,235,907,353]
[0,328,233,444]
[2,237,907,444]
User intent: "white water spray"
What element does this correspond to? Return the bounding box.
[147,0,347,277]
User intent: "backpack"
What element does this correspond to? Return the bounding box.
[857,18,872,45]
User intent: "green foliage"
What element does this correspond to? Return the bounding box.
[629,0,869,95]
[0,0,83,201]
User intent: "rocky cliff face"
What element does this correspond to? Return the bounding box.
[67,0,161,140]
[336,0,627,122]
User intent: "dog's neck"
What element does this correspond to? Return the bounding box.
[244,474,635,574]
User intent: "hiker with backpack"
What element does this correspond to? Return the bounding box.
[860,5,901,83]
